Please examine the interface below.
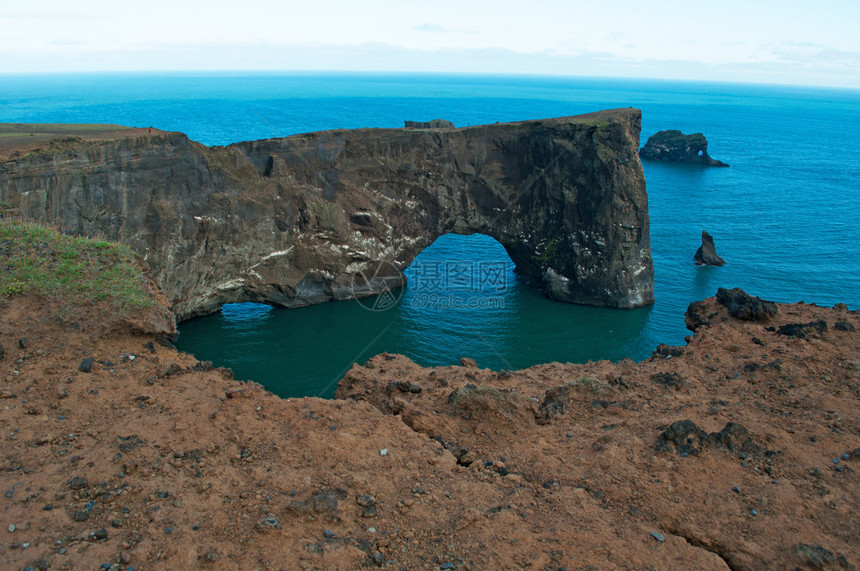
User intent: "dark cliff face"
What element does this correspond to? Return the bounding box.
[639,129,728,167]
[0,109,653,319]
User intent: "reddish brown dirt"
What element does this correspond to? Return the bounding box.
[0,293,857,570]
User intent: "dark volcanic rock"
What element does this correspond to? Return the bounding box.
[778,320,829,339]
[1,109,653,318]
[651,371,686,389]
[694,230,726,266]
[656,420,759,456]
[651,344,685,359]
[639,130,728,166]
[685,300,713,331]
[792,543,852,570]
[655,420,709,455]
[78,357,93,373]
[716,288,778,322]
[404,119,455,129]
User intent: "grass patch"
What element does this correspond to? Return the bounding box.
[447,384,505,403]
[0,219,156,313]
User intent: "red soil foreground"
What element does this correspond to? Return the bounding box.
[0,291,857,570]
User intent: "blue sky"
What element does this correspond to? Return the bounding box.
[2,0,858,88]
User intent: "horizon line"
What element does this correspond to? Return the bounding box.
[1,69,859,93]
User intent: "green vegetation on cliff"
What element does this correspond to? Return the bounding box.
[0,219,156,311]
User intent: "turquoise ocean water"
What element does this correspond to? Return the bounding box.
[2,73,858,397]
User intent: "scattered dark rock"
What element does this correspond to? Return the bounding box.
[650,531,665,543]
[190,361,214,372]
[655,420,760,456]
[539,384,574,421]
[685,301,717,331]
[371,550,386,566]
[449,446,476,467]
[0,343,4,360]
[356,495,376,508]
[388,381,410,393]
[68,476,88,490]
[694,231,726,266]
[88,527,108,541]
[408,383,422,394]
[793,543,852,570]
[834,321,855,332]
[711,422,760,454]
[116,435,145,453]
[71,510,90,522]
[651,372,686,389]
[655,420,708,456]
[155,332,177,347]
[259,516,280,530]
[78,357,94,373]
[716,288,778,321]
[323,529,336,538]
[652,344,685,359]
[286,491,344,517]
[160,363,182,377]
[639,130,729,166]
[404,119,455,129]
[18,337,28,349]
[778,320,828,340]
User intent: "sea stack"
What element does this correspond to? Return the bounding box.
[694,231,726,266]
[639,130,729,167]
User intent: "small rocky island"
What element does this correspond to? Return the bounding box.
[639,129,729,167]
[695,230,726,266]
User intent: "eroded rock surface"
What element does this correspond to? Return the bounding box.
[0,109,653,318]
[639,129,729,167]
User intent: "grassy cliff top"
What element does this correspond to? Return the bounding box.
[0,123,161,160]
[0,218,156,313]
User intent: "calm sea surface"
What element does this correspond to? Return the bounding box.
[3,73,858,397]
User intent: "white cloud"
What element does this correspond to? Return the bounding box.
[1,0,858,88]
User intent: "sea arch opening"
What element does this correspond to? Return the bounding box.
[400,232,520,314]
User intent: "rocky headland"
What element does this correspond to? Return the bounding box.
[0,229,857,570]
[0,109,653,319]
[639,130,729,167]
